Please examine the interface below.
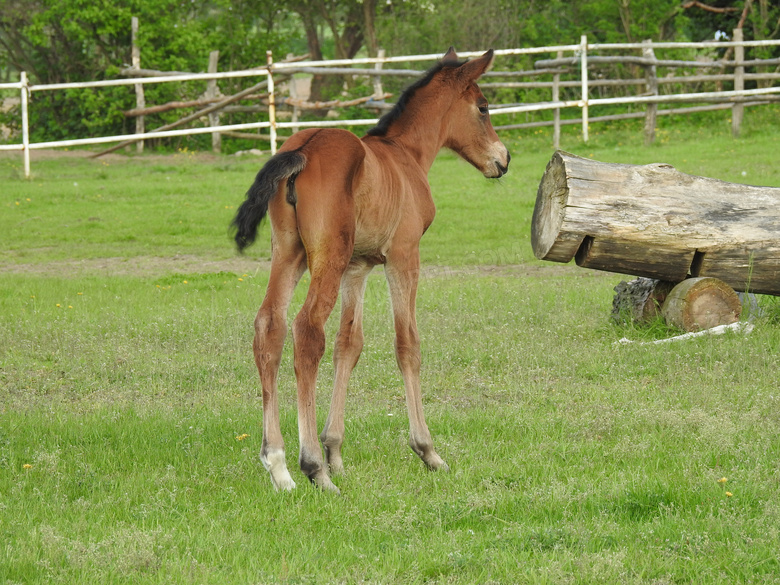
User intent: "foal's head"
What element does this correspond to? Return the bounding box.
[436,48,510,178]
[368,48,510,178]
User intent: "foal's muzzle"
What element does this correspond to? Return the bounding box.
[492,150,510,178]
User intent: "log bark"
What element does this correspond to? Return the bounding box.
[612,277,675,323]
[661,277,741,331]
[532,151,780,296]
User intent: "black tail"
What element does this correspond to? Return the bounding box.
[231,150,307,252]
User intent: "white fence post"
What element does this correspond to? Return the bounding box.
[21,71,30,179]
[267,50,277,155]
[580,34,589,142]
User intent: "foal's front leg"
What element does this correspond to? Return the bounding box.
[385,256,449,472]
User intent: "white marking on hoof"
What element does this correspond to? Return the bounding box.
[261,449,296,491]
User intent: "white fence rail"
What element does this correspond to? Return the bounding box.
[2,36,780,178]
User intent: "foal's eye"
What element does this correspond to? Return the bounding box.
[478,105,489,116]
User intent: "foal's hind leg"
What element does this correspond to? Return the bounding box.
[320,260,373,475]
[255,212,307,491]
[385,253,449,472]
[292,253,352,493]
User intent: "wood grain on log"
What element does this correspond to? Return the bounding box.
[661,277,742,331]
[532,151,780,295]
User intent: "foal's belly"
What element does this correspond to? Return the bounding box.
[352,223,393,264]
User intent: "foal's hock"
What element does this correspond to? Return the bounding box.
[232,47,510,493]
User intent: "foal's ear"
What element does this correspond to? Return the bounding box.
[442,46,459,63]
[458,49,495,81]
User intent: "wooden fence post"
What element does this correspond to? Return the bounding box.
[643,39,658,145]
[732,28,744,137]
[580,35,589,142]
[267,51,277,155]
[206,50,221,153]
[553,50,562,149]
[131,17,145,153]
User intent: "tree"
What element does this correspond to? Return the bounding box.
[288,0,381,101]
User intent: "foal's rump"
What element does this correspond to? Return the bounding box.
[232,128,366,253]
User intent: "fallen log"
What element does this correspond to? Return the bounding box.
[532,151,780,296]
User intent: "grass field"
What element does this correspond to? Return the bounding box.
[2,112,780,584]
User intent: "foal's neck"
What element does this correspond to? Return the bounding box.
[379,110,450,174]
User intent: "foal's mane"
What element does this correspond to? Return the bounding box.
[366,58,465,137]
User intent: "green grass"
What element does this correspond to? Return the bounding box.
[2,111,780,583]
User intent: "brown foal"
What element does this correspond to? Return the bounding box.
[232,48,510,492]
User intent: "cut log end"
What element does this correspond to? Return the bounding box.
[661,277,742,332]
[531,151,577,262]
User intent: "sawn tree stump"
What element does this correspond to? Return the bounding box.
[661,277,742,331]
[532,151,780,296]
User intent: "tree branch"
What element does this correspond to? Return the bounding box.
[680,1,740,14]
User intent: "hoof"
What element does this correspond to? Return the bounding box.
[323,442,345,476]
[311,472,341,495]
[424,453,449,473]
[261,449,296,491]
[271,472,297,492]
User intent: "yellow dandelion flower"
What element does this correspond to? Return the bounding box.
[718,477,728,484]
[23,464,32,469]
[238,278,244,282]
[183,280,188,284]
[726,492,733,497]
[56,303,61,307]
[236,433,250,441]
[68,305,73,309]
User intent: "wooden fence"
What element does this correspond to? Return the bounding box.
[2,32,780,178]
